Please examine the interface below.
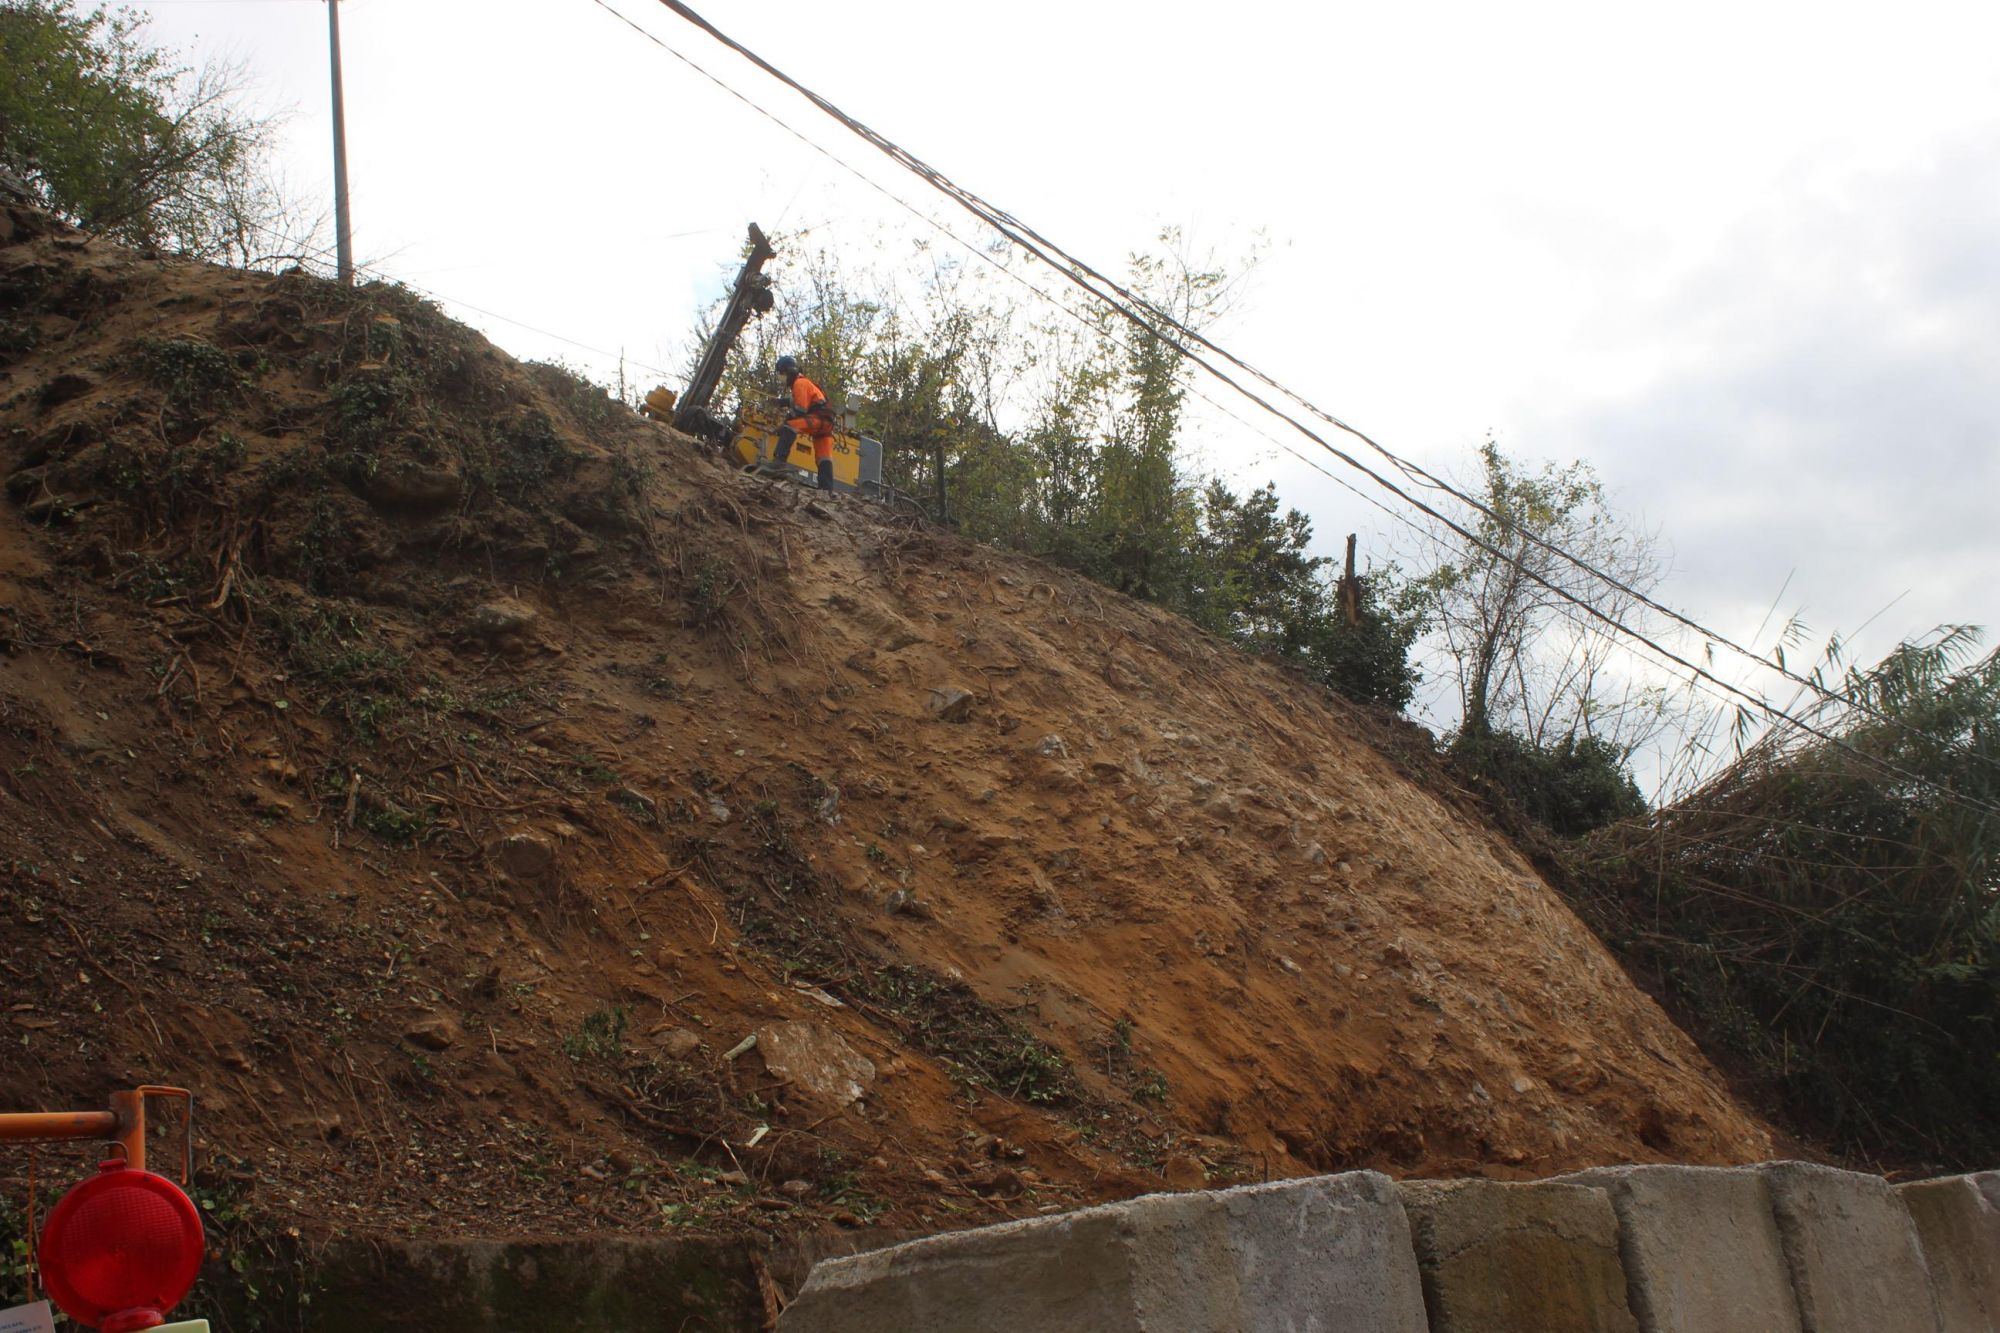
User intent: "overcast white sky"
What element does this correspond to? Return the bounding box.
[117,0,2000,767]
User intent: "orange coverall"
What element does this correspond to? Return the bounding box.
[787,374,835,461]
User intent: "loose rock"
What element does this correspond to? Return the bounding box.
[652,1026,703,1061]
[755,1020,876,1108]
[926,687,974,723]
[466,598,538,638]
[495,833,555,881]
[609,786,656,818]
[364,462,463,512]
[404,1013,462,1051]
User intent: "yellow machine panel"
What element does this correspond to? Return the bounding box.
[730,401,867,491]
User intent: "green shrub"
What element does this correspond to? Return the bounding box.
[1567,635,2000,1167]
[1455,729,1646,837]
[1300,572,1426,712]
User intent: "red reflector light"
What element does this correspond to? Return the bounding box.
[38,1159,204,1332]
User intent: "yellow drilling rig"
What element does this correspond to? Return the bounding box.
[644,224,918,510]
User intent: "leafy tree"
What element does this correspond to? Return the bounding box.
[1003,322,1114,566]
[1410,440,1661,743]
[1191,481,1325,649]
[862,260,1016,516]
[1082,234,1235,606]
[0,0,309,262]
[722,244,878,414]
[1402,438,1677,811]
[1188,481,1424,709]
[683,229,1424,711]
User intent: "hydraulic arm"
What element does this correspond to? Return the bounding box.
[673,222,775,440]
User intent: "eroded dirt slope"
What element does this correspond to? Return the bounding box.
[0,205,1770,1251]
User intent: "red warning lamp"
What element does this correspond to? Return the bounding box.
[37,1158,205,1332]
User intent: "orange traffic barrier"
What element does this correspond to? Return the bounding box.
[0,1087,193,1176]
[5,1088,199,1312]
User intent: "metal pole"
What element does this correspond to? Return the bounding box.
[0,1089,190,1175]
[0,1103,141,1168]
[108,1089,146,1170]
[0,1111,120,1143]
[933,434,947,523]
[327,0,354,285]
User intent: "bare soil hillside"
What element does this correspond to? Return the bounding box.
[0,204,1770,1252]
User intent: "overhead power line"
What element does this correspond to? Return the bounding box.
[550,21,1715,744]
[642,0,1997,781]
[571,0,1997,815]
[622,0,2000,813]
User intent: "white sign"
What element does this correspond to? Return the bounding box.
[0,1301,56,1333]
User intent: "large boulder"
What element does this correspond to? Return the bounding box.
[755,1021,875,1109]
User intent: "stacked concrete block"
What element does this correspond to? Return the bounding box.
[1397,1179,1639,1332]
[1760,1161,1944,1333]
[1558,1165,1803,1333]
[775,1171,1428,1332]
[779,1162,2000,1333]
[1897,1172,2000,1333]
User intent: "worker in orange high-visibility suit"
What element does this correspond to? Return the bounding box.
[771,354,837,492]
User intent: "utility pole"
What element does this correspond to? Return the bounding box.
[1340,533,1361,626]
[326,0,354,285]
[933,434,948,524]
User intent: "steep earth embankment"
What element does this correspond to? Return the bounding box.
[0,203,1770,1251]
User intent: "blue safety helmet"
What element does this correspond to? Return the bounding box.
[775,355,799,376]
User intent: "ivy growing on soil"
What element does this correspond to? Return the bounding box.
[0,1193,28,1308]
[0,317,40,362]
[870,964,1078,1106]
[137,335,246,418]
[1453,729,1647,839]
[327,368,415,459]
[564,1006,630,1063]
[680,553,738,628]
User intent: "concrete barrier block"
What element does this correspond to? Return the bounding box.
[1203,1173,1429,1332]
[1760,1161,1943,1333]
[1398,1179,1639,1332]
[1897,1173,2000,1333]
[776,1192,1195,1333]
[776,1170,1428,1333]
[1558,1165,1803,1333]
